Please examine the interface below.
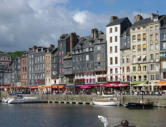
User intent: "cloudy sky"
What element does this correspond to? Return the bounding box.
[0,0,166,51]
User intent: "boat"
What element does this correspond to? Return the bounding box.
[125,93,153,109]
[93,98,119,106]
[125,101,153,109]
[5,95,41,104]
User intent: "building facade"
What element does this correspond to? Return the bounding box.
[106,16,131,82]
[20,53,28,86]
[120,29,131,82]
[57,33,79,84]
[130,14,166,83]
[72,28,107,85]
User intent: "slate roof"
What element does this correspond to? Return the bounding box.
[132,15,165,28]
[72,31,106,50]
[106,17,128,27]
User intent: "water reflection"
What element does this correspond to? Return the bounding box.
[0,104,165,127]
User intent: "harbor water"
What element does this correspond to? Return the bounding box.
[0,103,166,127]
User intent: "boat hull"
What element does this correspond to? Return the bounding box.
[125,102,153,109]
[93,101,119,106]
[7,97,42,104]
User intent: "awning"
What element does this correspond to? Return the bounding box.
[130,81,147,85]
[30,86,38,89]
[103,82,129,87]
[158,81,166,86]
[80,84,100,89]
[52,85,64,89]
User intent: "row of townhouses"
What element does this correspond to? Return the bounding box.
[1,13,166,86]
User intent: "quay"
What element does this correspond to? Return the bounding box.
[26,94,166,107]
[2,94,166,107]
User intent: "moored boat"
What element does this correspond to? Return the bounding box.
[93,98,119,106]
[125,102,153,109]
[4,95,41,104]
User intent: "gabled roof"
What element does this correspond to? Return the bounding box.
[132,15,166,28]
[106,17,128,27]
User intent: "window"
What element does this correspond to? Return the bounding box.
[133,76,136,81]
[163,43,166,49]
[163,33,166,40]
[115,76,118,81]
[137,45,141,51]
[155,43,159,50]
[122,57,125,63]
[97,45,101,50]
[139,76,141,81]
[150,64,154,70]
[150,54,154,61]
[137,34,141,41]
[143,55,146,62]
[133,66,136,72]
[110,57,113,65]
[150,26,153,31]
[132,35,136,41]
[110,76,113,81]
[108,38,112,44]
[138,65,141,71]
[155,25,159,30]
[110,68,113,74]
[144,75,147,81]
[156,64,159,71]
[143,66,147,71]
[110,28,112,33]
[150,34,153,41]
[155,33,159,41]
[122,67,124,73]
[127,66,130,72]
[143,44,146,51]
[115,68,118,73]
[138,56,141,62]
[86,55,89,61]
[143,33,146,41]
[110,47,112,53]
[115,36,118,42]
[115,57,118,64]
[133,55,136,63]
[115,46,118,53]
[126,56,130,63]
[150,44,154,50]
[132,45,136,50]
[151,75,155,80]
[115,27,118,32]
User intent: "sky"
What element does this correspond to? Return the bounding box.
[0,0,166,51]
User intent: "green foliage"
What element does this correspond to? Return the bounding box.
[8,51,25,59]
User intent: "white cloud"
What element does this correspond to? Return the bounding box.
[73,11,87,24]
[0,0,108,51]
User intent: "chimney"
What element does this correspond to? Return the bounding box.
[151,13,159,21]
[111,16,118,22]
[70,33,77,53]
[91,28,99,39]
[134,15,143,23]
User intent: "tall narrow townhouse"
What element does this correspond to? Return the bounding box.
[147,14,161,84]
[159,15,166,80]
[130,14,166,84]
[106,16,131,82]
[120,28,131,82]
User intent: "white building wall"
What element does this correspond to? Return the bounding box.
[106,25,121,81]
